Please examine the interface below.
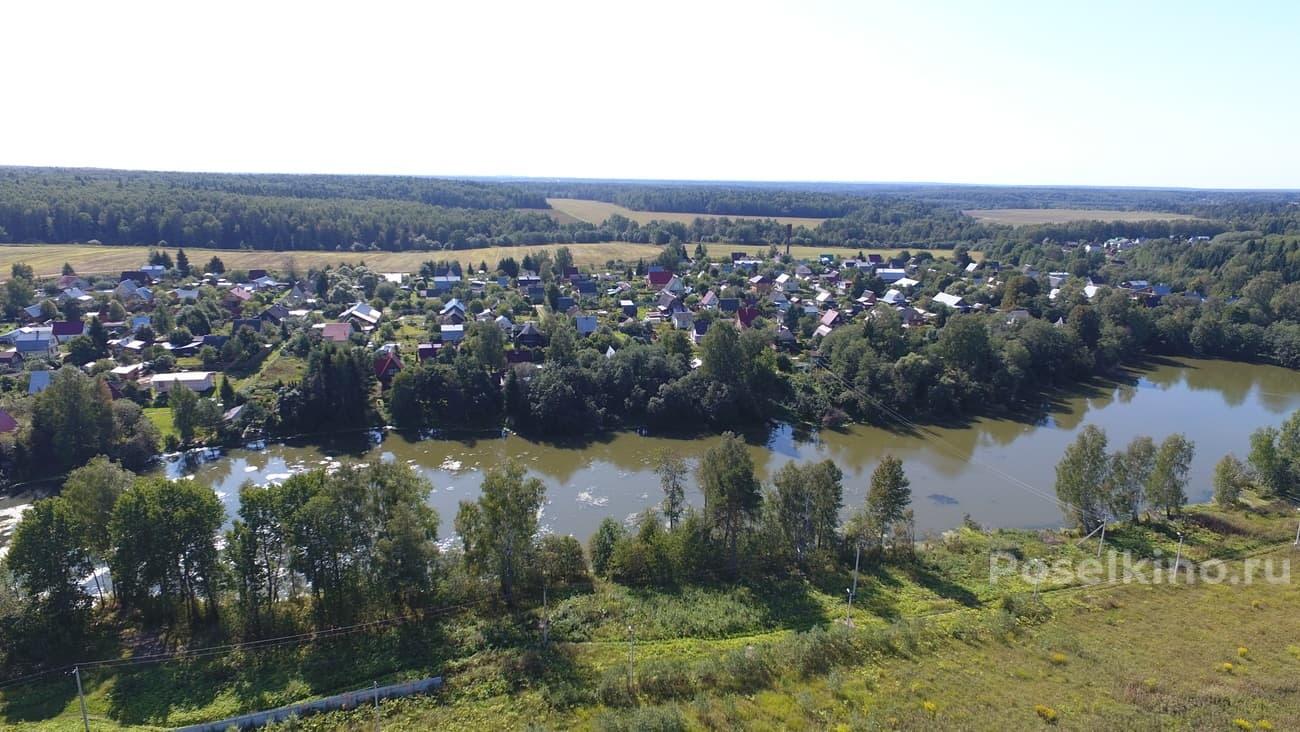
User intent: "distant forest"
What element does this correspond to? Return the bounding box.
[0,167,1293,251]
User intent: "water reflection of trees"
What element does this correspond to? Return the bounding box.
[162,359,1300,543]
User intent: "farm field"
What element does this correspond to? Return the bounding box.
[0,243,661,279]
[963,208,1201,225]
[548,197,829,228]
[514,207,585,225]
[0,242,960,280]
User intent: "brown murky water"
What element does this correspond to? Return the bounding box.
[135,357,1300,546]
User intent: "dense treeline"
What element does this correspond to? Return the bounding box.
[521,180,1300,219]
[2,168,547,209]
[1019,218,1230,243]
[0,174,567,251]
[384,317,779,436]
[6,167,1285,252]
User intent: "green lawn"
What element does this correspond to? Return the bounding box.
[142,407,175,441]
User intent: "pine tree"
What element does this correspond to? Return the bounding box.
[219,376,236,407]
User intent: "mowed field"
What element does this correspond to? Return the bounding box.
[514,207,586,225]
[548,197,829,228]
[0,243,662,279]
[0,242,959,280]
[963,208,1201,225]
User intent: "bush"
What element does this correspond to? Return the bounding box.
[588,518,624,577]
[533,534,589,588]
[597,668,636,707]
[593,704,687,732]
[1000,593,1052,623]
[700,645,774,695]
[1034,704,1059,724]
[634,658,697,702]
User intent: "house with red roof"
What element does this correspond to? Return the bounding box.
[51,321,86,343]
[374,352,403,385]
[317,322,355,343]
[647,270,674,288]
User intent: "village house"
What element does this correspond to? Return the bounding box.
[341,302,382,330]
[51,321,86,343]
[515,322,547,348]
[736,305,761,328]
[440,298,467,324]
[646,270,674,289]
[876,268,907,284]
[575,314,598,336]
[692,319,710,344]
[145,371,216,393]
[110,362,146,380]
[260,304,291,325]
[374,352,403,385]
[316,322,356,343]
[932,292,968,312]
[224,285,253,310]
[8,328,59,359]
[439,324,465,343]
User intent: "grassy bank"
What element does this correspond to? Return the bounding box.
[2,503,1296,730]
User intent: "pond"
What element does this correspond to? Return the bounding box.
[133,357,1300,545]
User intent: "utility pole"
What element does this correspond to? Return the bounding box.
[372,681,380,732]
[1293,520,1299,548]
[1097,523,1106,559]
[1172,531,1185,581]
[73,666,89,732]
[845,541,861,625]
[541,575,550,646]
[627,624,636,693]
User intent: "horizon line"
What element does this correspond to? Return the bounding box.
[4,163,1300,194]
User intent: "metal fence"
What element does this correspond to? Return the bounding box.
[174,676,442,731]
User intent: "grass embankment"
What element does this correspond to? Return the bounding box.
[3,504,1296,730]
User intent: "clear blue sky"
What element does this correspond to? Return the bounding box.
[2,0,1297,188]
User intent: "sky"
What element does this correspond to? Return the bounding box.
[2,0,1298,188]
